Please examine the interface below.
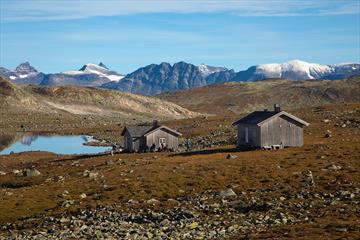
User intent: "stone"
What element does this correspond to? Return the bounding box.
[326,164,342,171]
[304,170,315,187]
[279,196,286,201]
[146,198,160,205]
[0,171,6,176]
[219,188,237,197]
[61,200,74,208]
[105,160,114,165]
[128,199,139,205]
[226,154,238,160]
[324,130,332,138]
[61,190,69,197]
[59,217,69,223]
[53,175,64,182]
[83,170,98,178]
[79,193,87,199]
[23,168,41,177]
[323,119,331,123]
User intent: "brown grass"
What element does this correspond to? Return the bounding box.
[0,103,359,239]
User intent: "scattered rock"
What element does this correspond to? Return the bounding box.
[23,168,41,177]
[105,160,114,165]
[146,198,160,205]
[219,188,237,197]
[323,164,342,171]
[79,193,87,199]
[0,171,6,176]
[53,175,64,182]
[83,170,98,178]
[226,154,238,160]
[279,196,286,201]
[61,200,75,208]
[304,170,315,187]
[324,130,332,138]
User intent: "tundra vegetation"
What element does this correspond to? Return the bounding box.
[0,76,359,239]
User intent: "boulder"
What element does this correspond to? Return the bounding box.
[219,188,237,197]
[23,168,41,177]
[226,154,238,160]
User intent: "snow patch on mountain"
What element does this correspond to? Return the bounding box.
[63,63,124,82]
[256,59,332,80]
[198,64,227,77]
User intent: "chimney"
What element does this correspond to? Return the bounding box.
[274,104,281,112]
[153,120,159,127]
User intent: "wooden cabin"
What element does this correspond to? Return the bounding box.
[121,121,182,152]
[232,104,309,149]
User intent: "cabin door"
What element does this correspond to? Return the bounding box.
[159,138,167,148]
[244,127,249,143]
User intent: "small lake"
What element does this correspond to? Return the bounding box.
[0,135,112,155]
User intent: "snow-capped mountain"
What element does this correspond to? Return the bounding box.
[1,60,359,94]
[232,60,360,81]
[0,62,46,84]
[197,64,228,78]
[0,62,124,87]
[63,63,124,82]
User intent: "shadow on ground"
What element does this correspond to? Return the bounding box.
[171,146,256,157]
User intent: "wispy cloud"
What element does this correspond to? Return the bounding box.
[1,0,359,21]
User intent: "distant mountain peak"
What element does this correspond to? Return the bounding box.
[15,62,38,73]
[98,62,109,69]
[79,63,106,71]
[197,64,227,77]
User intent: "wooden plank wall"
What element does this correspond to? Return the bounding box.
[146,128,179,151]
[260,116,303,147]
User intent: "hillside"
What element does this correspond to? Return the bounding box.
[0,76,199,125]
[158,75,360,115]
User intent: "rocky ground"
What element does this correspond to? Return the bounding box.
[0,103,359,239]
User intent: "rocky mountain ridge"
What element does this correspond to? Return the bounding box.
[1,60,359,95]
[0,62,123,87]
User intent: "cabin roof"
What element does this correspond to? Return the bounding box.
[122,125,155,138]
[121,125,182,138]
[232,110,309,127]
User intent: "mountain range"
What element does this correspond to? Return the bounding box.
[0,62,124,87]
[1,60,359,95]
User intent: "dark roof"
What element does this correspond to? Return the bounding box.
[232,111,309,126]
[122,125,155,138]
[121,124,182,138]
[232,111,279,125]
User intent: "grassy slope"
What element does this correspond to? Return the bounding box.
[158,76,360,114]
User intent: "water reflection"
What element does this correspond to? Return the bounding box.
[19,135,38,146]
[0,134,111,155]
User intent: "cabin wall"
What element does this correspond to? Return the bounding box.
[123,131,134,152]
[260,116,303,147]
[237,124,261,147]
[146,129,179,151]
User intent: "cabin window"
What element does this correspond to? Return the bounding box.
[244,127,249,143]
[159,138,166,146]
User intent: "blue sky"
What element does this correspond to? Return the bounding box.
[0,0,359,74]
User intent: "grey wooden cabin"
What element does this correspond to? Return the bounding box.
[232,104,309,148]
[121,121,182,152]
